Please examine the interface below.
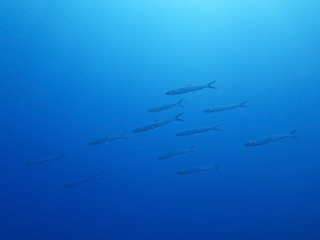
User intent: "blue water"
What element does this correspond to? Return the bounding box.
[1,1,320,239]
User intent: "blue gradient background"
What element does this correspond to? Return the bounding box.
[1,1,320,239]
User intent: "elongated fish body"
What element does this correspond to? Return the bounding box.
[245,130,298,146]
[26,151,66,166]
[204,102,247,113]
[176,125,222,136]
[88,131,128,146]
[178,165,220,175]
[166,81,216,95]
[158,145,195,160]
[63,171,104,188]
[148,99,184,112]
[133,113,184,133]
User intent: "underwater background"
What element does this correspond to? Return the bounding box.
[1,0,320,239]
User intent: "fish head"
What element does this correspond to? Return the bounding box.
[26,161,36,166]
[63,183,73,188]
[166,90,177,95]
[133,127,144,133]
[88,141,98,146]
[176,132,185,136]
[203,108,213,113]
[245,141,256,146]
[177,170,188,175]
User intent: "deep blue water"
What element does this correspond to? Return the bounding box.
[1,1,320,239]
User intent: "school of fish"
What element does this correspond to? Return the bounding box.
[27,81,299,187]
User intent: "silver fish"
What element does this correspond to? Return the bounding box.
[245,130,298,146]
[148,99,184,112]
[63,171,104,188]
[88,131,128,146]
[166,81,216,95]
[176,125,222,136]
[204,101,247,113]
[158,145,195,160]
[178,165,220,175]
[133,113,184,133]
[26,151,66,166]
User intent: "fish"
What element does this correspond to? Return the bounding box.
[178,165,220,175]
[63,171,104,188]
[133,113,184,133]
[176,125,222,136]
[166,81,216,95]
[157,145,195,160]
[88,131,128,146]
[26,151,66,166]
[204,101,248,113]
[245,130,299,146]
[147,99,184,112]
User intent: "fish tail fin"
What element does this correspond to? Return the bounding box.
[214,164,221,174]
[60,150,67,158]
[207,81,217,89]
[177,99,184,108]
[175,112,184,121]
[96,171,104,179]
[120,131,128,139]
[240,101,248,107]
[289,130,299,141]
[26,161,35,166]
[214,124,223,131]
[190,144,196,152]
